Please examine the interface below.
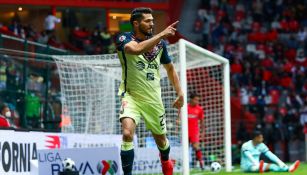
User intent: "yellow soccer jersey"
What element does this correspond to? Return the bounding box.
[116,32,171,104]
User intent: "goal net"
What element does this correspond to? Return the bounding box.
[53,39,231,174]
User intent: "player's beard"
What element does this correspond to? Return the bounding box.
[139,25,153,37]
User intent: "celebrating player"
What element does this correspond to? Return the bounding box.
[187,93,205,170]
[241,130,300,173]
[116,7,184,175]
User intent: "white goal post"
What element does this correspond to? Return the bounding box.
[178,39,231,173]
[53,39,232,174]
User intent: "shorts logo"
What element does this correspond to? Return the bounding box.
[159,114,166,131]
[136,61,145,71]
[119,35,126,42]
[120,101,128,114]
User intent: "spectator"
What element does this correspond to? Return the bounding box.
[100,27,112,53]
[236,121,250,146]
[300,100,307,133]
[297,27,306,43]
[198,9,212,48]
[24,24,37,40]
[59,107,74,132]
[37,31,49,44]
[44,12,61,37]
[0,60,7,90]
[6,60,19,101]
[91,27,101,46]
[25,91,41,129]
[0,103,10,128]
[8,20,21,36]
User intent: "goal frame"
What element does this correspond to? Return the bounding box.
[178,39,231,174]
[52,38,232,174]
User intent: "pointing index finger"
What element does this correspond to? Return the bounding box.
[170,21,179,27]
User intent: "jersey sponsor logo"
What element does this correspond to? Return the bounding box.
[146,73,155,81]
[136,61,146,71]
[188,114,198,119]
[147,63,158,69]
[119,35,126,42]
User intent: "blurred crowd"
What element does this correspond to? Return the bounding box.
[194,0,307,161]
[0,56,63,130]
[0,12,115,55]
[0,10,117,130]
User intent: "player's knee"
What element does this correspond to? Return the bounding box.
[192,143,199,150]
[155,137,168,148]
[123,129,134,141]
[250,165,258,172]
[156,139,166,147]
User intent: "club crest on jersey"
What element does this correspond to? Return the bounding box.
[119,35,126,42]
[143,42,163,61]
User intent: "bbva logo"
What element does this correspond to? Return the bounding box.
[97,160,118,175]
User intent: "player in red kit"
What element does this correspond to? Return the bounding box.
[188,93,205,170]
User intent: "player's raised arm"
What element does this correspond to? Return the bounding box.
[124,21,179,55]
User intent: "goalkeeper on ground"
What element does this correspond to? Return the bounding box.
[240,130,300,173]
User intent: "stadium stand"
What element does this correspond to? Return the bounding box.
[193,0,306,162]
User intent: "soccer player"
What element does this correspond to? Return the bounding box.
[116,7,184,175]
[241,130,300,173]
[187,93,204,170]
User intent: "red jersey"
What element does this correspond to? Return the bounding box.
[188,103,204,133]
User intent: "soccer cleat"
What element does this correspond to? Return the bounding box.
[288,160,300,172]
[161,159,174,175]
[195,150,204,170]
[259,160,264,173]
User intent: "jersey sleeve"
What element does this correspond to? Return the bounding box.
[241,142,249,152]
[259,143,269,154]
[160,40,172,64]
[116,33,132,51]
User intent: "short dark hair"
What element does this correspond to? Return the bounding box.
[130,7,153,25]
[252,130,262,139]
[190,93,200,99]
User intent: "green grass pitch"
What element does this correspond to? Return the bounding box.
[189,162,307,175]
